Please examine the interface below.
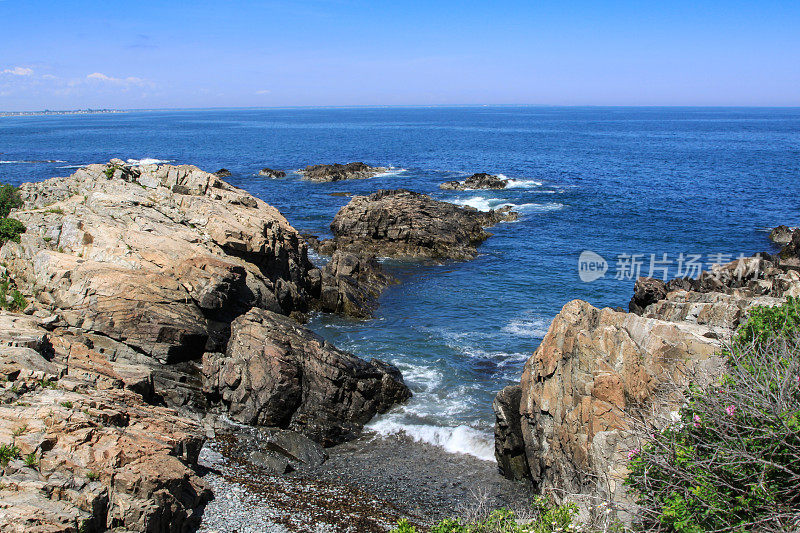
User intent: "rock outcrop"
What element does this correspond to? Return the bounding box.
[300,162,387,182]
[258,167,286,178]
[201,308,411,446]
[318,251,395,318]
[213,168,232,178]
[327,189,518,261]
[0,160,410,433]
[0,312,211,533]
[495,250,800,522]
[769,224,796,245]
[440,173,509,190]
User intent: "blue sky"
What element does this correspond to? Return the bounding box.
[1,0,799,109]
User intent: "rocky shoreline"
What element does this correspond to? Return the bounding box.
[493,231,800,525]
[0,159,526,532]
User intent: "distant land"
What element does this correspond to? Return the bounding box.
[0,109,126,117]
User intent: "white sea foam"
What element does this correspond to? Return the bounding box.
[449,196,564,214]
[56,164,89,169]
[366,418,495,461]
[505,178,543,189]
[372,167,408,178]
[503,314,552,338]
[126,158,173,166]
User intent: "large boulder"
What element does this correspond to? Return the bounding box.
[300,162,387,182]
[258,167,286,178]
[1,161,322,409]
[628,276,667,314]
[494,300,724,519]
[202,308,411,446]
[318,250,395,318]
[440,173,509,190]
[328,189,518,261]
[769,224,796,245]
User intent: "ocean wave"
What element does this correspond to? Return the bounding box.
[449,195,564,214]
[56,164,89,169]
[513,202,565,212]
[0,160,66,164]
[366,418,495,461]
[505,178,542,189]
[126,158,174,166]
[502,314,552,338]
[372,167,408,178]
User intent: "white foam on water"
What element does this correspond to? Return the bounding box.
[366,418,496,461]
[448,195,509,212]
[56,164,89,169]
[502,314,552,339]
[505,178,543,189]
[513,202,565,212]
[126,158,174,166]
[372,167,408,178]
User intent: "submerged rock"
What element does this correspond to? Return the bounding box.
[202,308,411,446]
[258,167,286,178]
[214,168,232,177]
[440,172,509,190]
[328,189,518,261]
[300,162,387,182]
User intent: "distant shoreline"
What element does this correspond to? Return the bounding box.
[0,109,126,117]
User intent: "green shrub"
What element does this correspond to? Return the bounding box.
[0,183,22,218]
[0,443,21,466]
[60,401,73,409]
[0,217,25,245]
[23,451,38,468]
[390,498,577,533]
[86,471,100,481]
[625,299,800,533]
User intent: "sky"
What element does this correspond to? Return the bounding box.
[1,0,799,110]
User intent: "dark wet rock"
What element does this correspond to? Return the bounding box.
[328,189,518,261]
[202,308,411,446]
[769,225,796,245]
[258,167,286,178]
[493,384,529,481]
[778,228,800,267]
[319,251,395,318]
[249,450,293,474]
[300,162,387,182]
[440,172,509,190]
[214,168,232,177]
[261,428,329,467]
[628,276,668,314]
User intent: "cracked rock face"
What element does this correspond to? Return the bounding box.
[329,189,518,261]
[1,162,321,408]
[202,308,411,446]
[0,312,211,533]
[494,252,800,523]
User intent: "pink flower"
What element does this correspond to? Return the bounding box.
[693,414,701,428]
[627,448,640,460]
[725,405,736,417]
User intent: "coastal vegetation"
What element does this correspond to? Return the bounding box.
[626,297,800,532]
[0,182,24,245]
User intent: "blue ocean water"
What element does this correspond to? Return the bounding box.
[1,106,798,459]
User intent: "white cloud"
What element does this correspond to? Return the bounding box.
[86,72,147,86]
[2,66,33,76]
[255,89,271,95]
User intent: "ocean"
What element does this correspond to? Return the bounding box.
[1,106,798,460]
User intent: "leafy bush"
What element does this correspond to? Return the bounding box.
[0,217,25,245]
[0,183,22,218]
[0,443,21,466]
[390,497,577,533]
[625,299,800,533]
